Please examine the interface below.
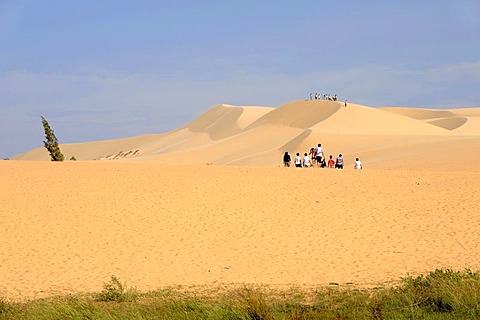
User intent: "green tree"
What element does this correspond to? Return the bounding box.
[41,116,64,161]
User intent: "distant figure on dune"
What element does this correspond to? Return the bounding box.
[295,153,302,168]
[344,100,347,107]
[303,153,312,168]
[354,157,362,170]
[325,94,335,101]
[335,154,344,169]
[328,155,335,168]
[309,93,313,100]
[283,151,291,167]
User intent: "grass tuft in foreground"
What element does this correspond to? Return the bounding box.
[95,275,138,302]
[1,269,480,319]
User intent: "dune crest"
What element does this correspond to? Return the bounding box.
[186,104,244,140]
[247,100,341,129]
[380,106,480,133]
[378,107,455,120]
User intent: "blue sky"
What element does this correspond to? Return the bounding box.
[1,0,479,158]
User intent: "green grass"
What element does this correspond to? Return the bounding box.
[2,269,480,319]
[95,275,138,302]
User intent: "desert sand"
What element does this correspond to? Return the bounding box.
[3,100,480,301]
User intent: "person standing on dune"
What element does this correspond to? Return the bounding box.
[316,144,324,167]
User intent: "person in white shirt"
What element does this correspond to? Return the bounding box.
[335,154,344,169]
[294,153,302,168]
[315,143,324,167]
[354,157,362,170]
[303,153,312,168]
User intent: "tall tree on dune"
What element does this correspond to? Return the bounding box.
[41,116,64,161]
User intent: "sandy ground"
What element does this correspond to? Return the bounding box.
[1,160,479,301]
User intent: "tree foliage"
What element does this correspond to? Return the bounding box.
[41,116,64,161]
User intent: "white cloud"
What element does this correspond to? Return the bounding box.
[2,61,479,157]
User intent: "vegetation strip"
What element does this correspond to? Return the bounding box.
[2,269,480,319]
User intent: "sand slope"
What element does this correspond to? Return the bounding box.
[13,101,480,170]
[379,106,480,134]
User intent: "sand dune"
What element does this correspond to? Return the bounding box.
[187,104,273,137]
[4,100,480,301]
[14,100,480,169]
[380,106,480,119]
[246,100,341,129]
[380,106,480,133]
[377,107,456,120]
[426,117,468,130]
[14,133,166,162]
[451,108,480,117]
[236,105,274,129]
[187,104,246,140]
[310,103,449,135]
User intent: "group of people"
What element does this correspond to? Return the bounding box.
[282,144,362,170]
[309,93,338,101]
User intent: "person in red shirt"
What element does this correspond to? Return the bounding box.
[327,155,335,168]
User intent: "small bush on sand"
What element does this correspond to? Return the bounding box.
[399,269,480,314]
[95,275,137,302]
[236,286,274,320]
